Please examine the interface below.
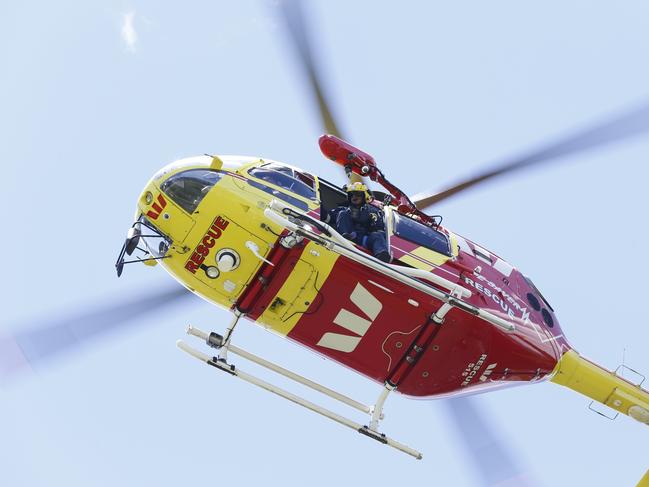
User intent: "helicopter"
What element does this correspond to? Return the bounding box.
[115,130,649,459]
[4,2,649,485]
[107,2,649,465]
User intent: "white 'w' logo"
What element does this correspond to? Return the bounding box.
[479,363,498,382]
[316,283,382,353]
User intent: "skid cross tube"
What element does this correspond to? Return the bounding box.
[178,326,421,459]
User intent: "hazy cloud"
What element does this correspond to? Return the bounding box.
[121,11,138,52]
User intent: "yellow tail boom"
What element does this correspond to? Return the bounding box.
[551,350,649,425]
[638,469,649,487]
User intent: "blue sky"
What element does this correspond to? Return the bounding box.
[2,1,649,486]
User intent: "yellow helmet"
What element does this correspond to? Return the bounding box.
[346,182,372,203]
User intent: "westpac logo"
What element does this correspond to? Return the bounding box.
[146,194,167,220]
[317,283,382,353]
[479,363,498,382]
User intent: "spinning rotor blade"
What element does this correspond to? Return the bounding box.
[276,0,361,183]
[277,0,343,138]
[413,101,649,210]
[444,397,537,487]
[0,286,192,383]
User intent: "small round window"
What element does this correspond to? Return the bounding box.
[542,309,554,327]
[526,293,541,311]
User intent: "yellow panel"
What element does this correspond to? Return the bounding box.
[409,246,452,267]
[152,173,280,309]
[161,215,270,305]
[137,191,196,242]
[257,242,339,336]
[397,253,434,271]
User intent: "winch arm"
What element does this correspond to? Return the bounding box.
[318,134,441,227]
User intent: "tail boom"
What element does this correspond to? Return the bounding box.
[551,350,649,425]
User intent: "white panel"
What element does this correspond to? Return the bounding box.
[317,333,362,353]
[367,280,394,294]
[349,283,382,320]
[333,309,372,336]
[493,257,514,277]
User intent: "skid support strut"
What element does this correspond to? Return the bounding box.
[177,322,422,460]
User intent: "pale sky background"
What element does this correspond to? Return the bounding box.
[2,1,649,486]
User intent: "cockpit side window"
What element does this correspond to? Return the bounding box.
[393,214,451,256]
[263,163,316,189]
[160,169,224,214]
[248,163,317,201]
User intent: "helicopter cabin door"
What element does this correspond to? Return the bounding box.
[249,248,333,336]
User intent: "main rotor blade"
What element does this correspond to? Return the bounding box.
[275,0,361,183]
[413,101,649,209]
[0,286,193,383]
[443,396,536,486]
[277,0,343,139]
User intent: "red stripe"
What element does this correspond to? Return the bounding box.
[236,241,307,318]
[157,194,167,208]
[386,317,440,386]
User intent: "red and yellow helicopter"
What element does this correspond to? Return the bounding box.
[108,3,649,466]
[4,2,649,483]
[115,131,649,459]
[112,2,649,467]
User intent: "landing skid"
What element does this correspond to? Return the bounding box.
[176,313,422,459]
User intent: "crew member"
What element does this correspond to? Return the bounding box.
[335,182,391,263]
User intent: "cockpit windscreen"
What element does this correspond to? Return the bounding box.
[160,169,224,214]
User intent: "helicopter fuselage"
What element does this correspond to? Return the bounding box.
[130,154,570,398]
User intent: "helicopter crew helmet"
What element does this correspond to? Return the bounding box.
[346,182,371,205]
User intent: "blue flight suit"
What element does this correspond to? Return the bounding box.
[335,204,389,260]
